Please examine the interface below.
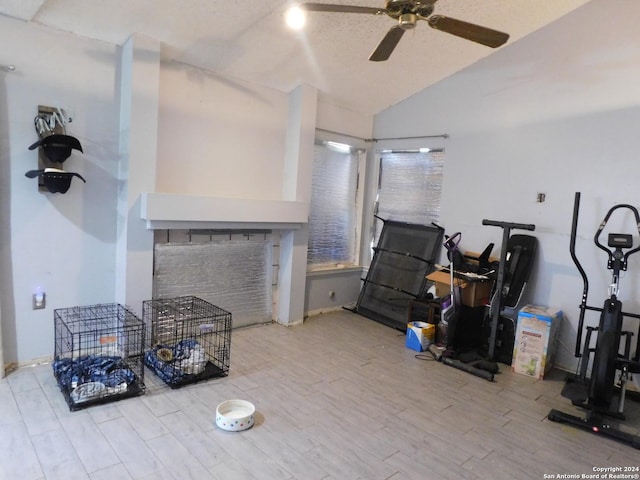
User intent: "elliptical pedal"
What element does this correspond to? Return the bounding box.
[560,374,589,404]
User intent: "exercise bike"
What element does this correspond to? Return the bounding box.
[548,192,640,449]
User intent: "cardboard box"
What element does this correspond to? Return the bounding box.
[426,270,492,307]
[512,305,562,379]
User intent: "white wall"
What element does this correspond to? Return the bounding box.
[114,35,161,318]
[0,15,374,366]
[0,17,303,365]
[373,0,640,371]
[305,268,363,315]
[156,62,290,199]
[13,1,634,371]
[316,93,373,141]
[0,17,120,365]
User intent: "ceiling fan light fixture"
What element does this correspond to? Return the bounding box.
[285,6,307,30]
[398,13,417,29]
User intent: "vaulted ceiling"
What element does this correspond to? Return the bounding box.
[0,0,592,114]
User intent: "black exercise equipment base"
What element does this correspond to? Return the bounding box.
[547,408,640,449]
[442,356,495,382]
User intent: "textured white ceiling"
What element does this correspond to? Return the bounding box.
[0,0,592,114]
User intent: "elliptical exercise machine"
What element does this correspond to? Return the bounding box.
[548,192,640,449]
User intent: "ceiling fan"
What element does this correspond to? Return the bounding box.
[299,0,510,61]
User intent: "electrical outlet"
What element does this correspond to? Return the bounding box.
[32,292,46,310]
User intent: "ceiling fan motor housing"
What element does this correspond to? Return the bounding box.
[385,0,434,19]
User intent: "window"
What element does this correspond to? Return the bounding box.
[307,140,363,268]
[373,149,444,247]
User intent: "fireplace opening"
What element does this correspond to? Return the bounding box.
[153,229,277,329]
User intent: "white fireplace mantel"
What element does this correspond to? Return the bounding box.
[139,192,309,230]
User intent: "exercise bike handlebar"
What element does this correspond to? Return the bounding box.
[481,219,535,359]
[482,219,536,231]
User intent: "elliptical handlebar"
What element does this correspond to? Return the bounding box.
[570,193,589,357]
[570,193,640,358]
[593,203,640,268]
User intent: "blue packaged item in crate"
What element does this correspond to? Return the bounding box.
[406,321,435,352]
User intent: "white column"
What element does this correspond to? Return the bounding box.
[115,34,161,315]
[277,84,317,325]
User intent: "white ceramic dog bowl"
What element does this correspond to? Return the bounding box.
[216,399,255,431]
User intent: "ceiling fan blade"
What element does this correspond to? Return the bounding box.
[369,25,405,62]
[427,15,509,48]
[300,3,385,15]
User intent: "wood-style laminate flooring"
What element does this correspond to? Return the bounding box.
[1,310,639,479]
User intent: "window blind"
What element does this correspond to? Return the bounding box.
[374,149,444,246]
[307,142,360,267]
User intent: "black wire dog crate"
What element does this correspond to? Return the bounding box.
[143,296,232,388]
[52,303,146,411]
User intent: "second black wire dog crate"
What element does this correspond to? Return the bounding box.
[52,303,146,411]
[143,296,232,388]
